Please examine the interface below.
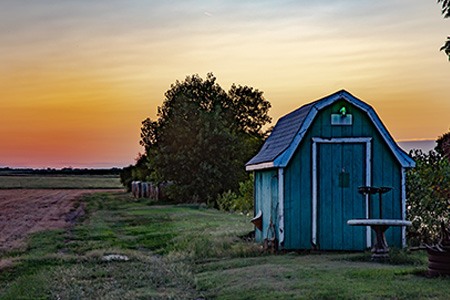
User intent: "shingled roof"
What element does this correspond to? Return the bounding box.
[246,90,415,171]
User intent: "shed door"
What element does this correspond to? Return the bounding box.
[317,143,366,250]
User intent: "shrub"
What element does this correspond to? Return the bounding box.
[216,190,238,212]
[406,149,450,246]
[217,175,254,214]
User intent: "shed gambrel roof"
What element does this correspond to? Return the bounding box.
[246,90,416,171]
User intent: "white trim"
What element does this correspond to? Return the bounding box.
[401,167,407,248]
[278,168,285,246]
[348,219,411,226]
[245,162,274,171]
[366,140,372,247]
[312,137,372,144]
[312,137,372,249]
[312,141,318,246]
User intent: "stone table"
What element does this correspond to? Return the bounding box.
[347,219,412,260]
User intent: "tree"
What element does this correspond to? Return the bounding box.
[140,118,158,153]
[141,73,271,203]
[438,0,450,18]
[228,84,272,138]
[119,153,152,191]
[435,129,450,160]
[438,0,450,59]
[441,37,450,59]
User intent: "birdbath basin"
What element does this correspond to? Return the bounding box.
[347,219,412,260]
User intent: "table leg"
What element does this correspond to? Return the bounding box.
[371,225,390,261]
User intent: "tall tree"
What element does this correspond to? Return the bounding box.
[140,118,158,153]
[438,0,450,18]
[438,0,450,59]
[141,73,271,203]
[228,84,272,138]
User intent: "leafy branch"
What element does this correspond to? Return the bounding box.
[438,0,450,59]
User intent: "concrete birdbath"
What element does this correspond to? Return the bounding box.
[347,219,411,260]
[347,186,412,260]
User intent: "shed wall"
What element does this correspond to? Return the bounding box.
[254,169,279,243]
[283,100,403,250]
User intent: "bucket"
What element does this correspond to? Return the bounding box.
[427,248,450,276]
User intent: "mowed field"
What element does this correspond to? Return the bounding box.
[0,175,122,253]
[0,175,122,189]
[0,189,113,253]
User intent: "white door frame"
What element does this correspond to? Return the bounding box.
[312,137,372,248]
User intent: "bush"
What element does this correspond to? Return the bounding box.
[119,154,152,192]
[406,149,450,246]
[216,190,238,212]
[217,175,254,214]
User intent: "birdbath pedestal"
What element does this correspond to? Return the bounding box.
[347,219,412,260]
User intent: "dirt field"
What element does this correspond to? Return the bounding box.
[0,189,113,252]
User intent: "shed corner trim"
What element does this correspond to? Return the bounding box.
[245,162,275,171]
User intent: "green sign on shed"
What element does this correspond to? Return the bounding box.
[246,90,415,251]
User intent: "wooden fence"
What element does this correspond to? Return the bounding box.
[131,181,169,200]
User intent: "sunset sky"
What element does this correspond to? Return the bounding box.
[1,0,449,168]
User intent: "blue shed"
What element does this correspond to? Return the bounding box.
[246,90,415,251]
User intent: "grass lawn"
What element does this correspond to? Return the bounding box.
[0,192,449,299]
[0,175,122,189]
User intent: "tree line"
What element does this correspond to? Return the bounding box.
[0,167,121,176]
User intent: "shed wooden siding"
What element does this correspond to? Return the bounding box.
[254,169,279,242]
[283,100,402,250]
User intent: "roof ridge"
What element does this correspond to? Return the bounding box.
[246,90,415,171]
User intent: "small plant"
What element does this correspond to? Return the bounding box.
[216,174,254,214]
[216,190,238,212]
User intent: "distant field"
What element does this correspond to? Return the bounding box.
[0,175,123,189]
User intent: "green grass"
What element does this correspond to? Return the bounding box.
[195,254,443,300]
[0,175,122,189]
[1,191,449,299]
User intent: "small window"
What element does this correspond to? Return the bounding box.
[331,114,352,125]
[331,106,352,125]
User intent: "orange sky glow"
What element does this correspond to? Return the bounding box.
[0,1,449,168]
